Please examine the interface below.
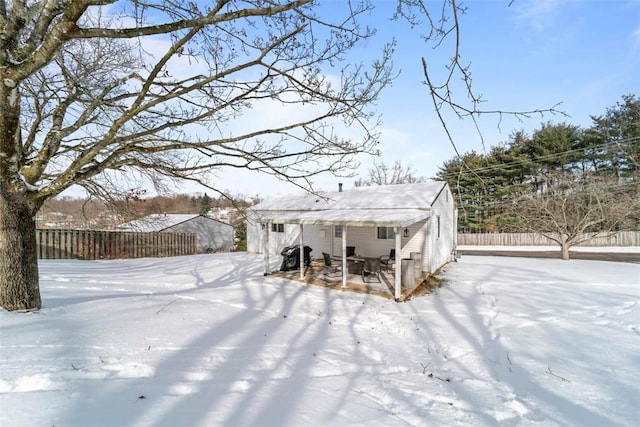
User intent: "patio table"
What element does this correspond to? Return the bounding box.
[346,256,365,274]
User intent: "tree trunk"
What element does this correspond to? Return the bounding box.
[560,242,570,261]
[0,195,41,311]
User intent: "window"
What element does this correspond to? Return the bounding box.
[437,215,441,239]
[377,226,395,240]
[271,223,284,233]
[334,225,343,238]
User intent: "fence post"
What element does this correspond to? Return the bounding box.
[44,229,51,259]
[71,229,77,259]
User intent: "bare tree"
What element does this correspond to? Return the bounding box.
[503,173,639,260]
[0,0,400,310]
[355,160,426,186]
[0,0,555,311]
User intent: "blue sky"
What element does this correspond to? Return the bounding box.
[55,1,640,199]
[365,0,639,166]
[196,0,639,198]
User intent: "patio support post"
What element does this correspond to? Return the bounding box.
[341,226,347,288]
[299,224,305,280]
[263,223,270,276]
[395,227,402,300]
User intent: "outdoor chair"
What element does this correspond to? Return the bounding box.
[322,252,342,277]
[361,257,382,283]
[380,249,396,271]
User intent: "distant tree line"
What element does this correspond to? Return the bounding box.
[435,95,639,237]
[108,191,258,223]
[40,192,258,227]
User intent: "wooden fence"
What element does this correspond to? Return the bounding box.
[457,231,640,247]
[36,229,197,260]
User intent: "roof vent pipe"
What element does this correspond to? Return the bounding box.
[338,183,343,192]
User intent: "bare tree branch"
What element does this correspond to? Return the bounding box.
[401,0,568,171]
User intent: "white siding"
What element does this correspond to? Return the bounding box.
[303,225,331,259]
[341,187,455,275]
[166,216,234,253]
[328,222,428,261]
[249,211,452,274]
[427,186,456,273]
[246,211,300,255]
[333,226,388,258]
[246,212,329,260]
[267,224,300,255]
[245,212,262,254]
[246,182,457,276]
[400,220,430,274]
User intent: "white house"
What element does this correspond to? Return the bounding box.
[114,214,235,253]
[247,181,457,299]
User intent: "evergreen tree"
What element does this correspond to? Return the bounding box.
[436,94,639,233]
[582,94,639,179]
[436,151,495,232]
[200,194,212,216]
[523,122,582,175]
[235,223,247,252]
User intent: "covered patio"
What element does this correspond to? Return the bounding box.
[259,208,431,301]
[269,257,428,301]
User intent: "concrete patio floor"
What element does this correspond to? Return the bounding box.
[269,260,426,301]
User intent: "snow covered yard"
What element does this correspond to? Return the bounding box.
[0,253,638,426]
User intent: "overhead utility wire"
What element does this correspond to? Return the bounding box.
[437,136,640,180]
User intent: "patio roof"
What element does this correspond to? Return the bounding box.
[250,181,448,229]
[260,208,431,228]
[253,181,447,211]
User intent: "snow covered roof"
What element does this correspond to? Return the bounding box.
[113,214,203,232]
[251,181,447,227]
[266,208,431,228]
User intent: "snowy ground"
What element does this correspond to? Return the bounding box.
[457,245,640,253]
[1,253,638,426]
